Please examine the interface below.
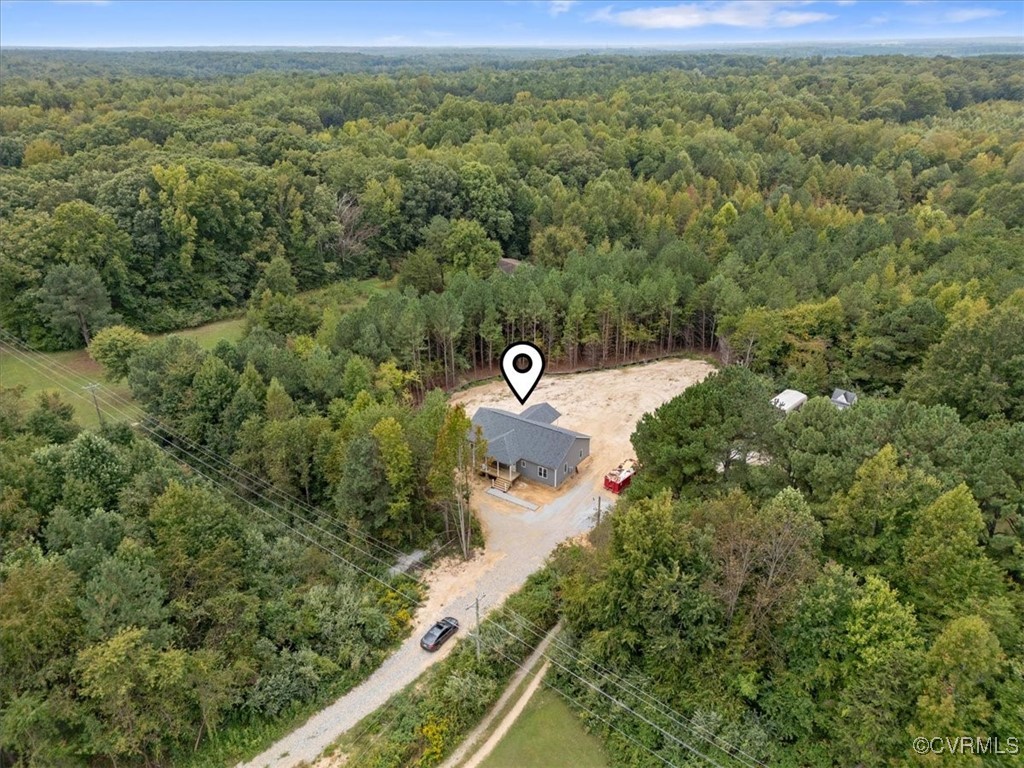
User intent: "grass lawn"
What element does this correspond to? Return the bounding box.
[0,346,133,429]
[0,278,389,430]
[480,687,609,768]
[168,316,247,349]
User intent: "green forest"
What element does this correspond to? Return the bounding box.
[1,47,1023,767]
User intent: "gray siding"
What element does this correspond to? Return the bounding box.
[519,459,557,488]
[569,436,590,469]
[471,406,588,471]
[518,435,590,489]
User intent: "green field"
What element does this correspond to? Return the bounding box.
[0,346,133,429]
[168,316,247,349]
[0,317,247,429]
[480,687,609,768]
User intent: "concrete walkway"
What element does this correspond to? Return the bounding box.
[485,487,539,510]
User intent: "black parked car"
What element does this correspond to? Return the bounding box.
[420,617,459,651]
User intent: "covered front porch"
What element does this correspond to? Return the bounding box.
[479,458,520,491]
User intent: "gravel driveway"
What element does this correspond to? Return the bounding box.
[239,360,713,768]
[238,472,606,768]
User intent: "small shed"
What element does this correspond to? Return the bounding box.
[772,389,808,414]
[830,389,858,410]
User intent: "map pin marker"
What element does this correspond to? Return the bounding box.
[500,342,546,405]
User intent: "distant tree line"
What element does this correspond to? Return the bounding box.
[2,51,1022,360]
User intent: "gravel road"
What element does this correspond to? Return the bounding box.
[239,479,603,768]
[239,360,713,768]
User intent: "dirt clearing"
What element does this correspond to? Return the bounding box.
[450,358,716,493]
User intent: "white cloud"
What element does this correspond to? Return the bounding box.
[591,1,835,29]
[548,0,577,15]
[944,7,1003,22]
[869,14,890,25]
[835,1,857,6]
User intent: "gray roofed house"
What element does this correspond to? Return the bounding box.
[830,388,858,409]
[470,403,590,491]
[519,402,561,424]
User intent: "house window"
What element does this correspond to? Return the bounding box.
[579,450,583,458]
[537,466,548,479]
[564,464,568,473]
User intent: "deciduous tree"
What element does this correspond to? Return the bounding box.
[89,325,150,382]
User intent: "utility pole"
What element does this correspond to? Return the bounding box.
[456,442,469,559]
[467,442,476,558]
[83,383,104,426]
[466,594,485,661]
[475,594,481,662]
[595,495,602,525]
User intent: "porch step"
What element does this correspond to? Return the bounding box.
[492,476,514,492]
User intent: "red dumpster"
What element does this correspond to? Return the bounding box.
[603,459,637,494]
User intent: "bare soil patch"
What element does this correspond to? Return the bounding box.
[450,358,716,496]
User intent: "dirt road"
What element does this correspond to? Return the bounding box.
[440,624,560,768]
[240,359,714,768]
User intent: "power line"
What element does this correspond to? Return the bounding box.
[0,328,416,565]
[488,622,730,768]
[1,325,411,565]
[502,609,767,768]
[485,642,683,768]
[0,331,443,583]
[327,630,688,768]
[1,331,770,767]
[0,336,423,605]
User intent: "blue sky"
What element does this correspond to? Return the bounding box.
[1,1,1022,48]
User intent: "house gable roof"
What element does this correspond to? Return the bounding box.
[470,404,588,471]
[520,402,561,424]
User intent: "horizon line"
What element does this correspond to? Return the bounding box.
[3,36,1022,52]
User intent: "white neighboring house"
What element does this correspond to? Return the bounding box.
[772,389,808,413]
